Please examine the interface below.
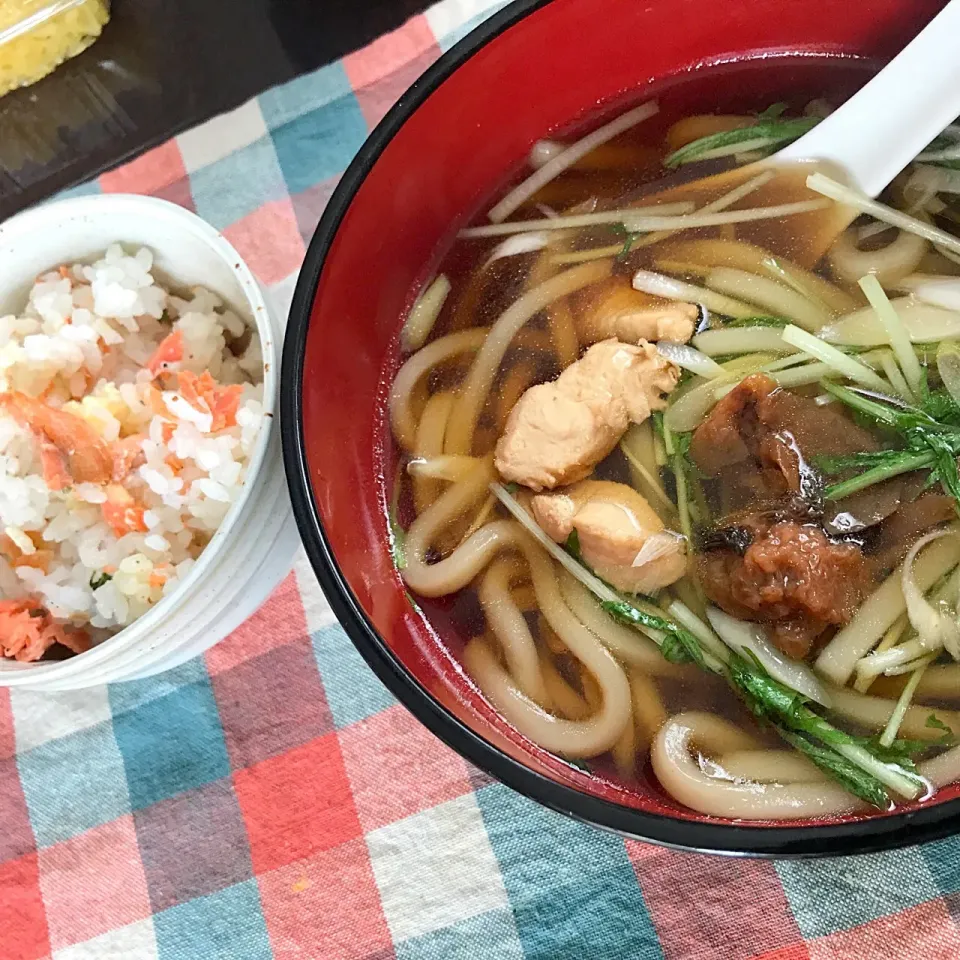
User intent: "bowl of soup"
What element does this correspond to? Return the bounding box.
[281,0,960,855]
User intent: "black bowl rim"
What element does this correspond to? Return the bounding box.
[280,0,960,857]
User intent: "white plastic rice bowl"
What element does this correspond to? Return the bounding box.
[0,195,299,688]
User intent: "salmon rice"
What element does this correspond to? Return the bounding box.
[0,244,264,662]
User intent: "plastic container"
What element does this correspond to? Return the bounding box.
[0,0,109,97]
[0,194,300,690]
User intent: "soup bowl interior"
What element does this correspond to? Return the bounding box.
[284,0,957,855]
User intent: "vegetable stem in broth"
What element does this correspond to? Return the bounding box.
[386,82,960,819]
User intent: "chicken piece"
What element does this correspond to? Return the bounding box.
[495,339,679,491]
[698,520,869,660]
[532,479,686,594]
[575,279,697,345]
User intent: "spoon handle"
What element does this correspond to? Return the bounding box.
[777,0,960,197]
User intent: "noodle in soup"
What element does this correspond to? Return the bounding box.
[386,87,960,820]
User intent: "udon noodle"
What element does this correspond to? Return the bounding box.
[387,87,960,820]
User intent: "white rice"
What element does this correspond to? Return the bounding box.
[0,243,264,651]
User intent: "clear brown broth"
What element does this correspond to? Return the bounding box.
[390,58,959,796]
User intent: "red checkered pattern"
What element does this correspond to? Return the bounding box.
[339,704,475,830]
[257,838,393,960]
[38,816,151,950]
[234,734,363,874]
[222,199,306,287]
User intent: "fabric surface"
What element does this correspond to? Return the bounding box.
[3,0,960,957]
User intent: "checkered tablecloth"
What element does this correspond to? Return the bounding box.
[4,1,960,957]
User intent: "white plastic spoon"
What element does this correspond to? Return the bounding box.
[777,0,960,198]
[606,3,960,267]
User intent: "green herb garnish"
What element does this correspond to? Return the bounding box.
[918,133,960,168]
[856,734,924,766]
[672,430,700,468]
[607,222,644,260]
[601,596,922,807]
[664,115,819,168]
[926,714,957,746]
[651,410,666,442]
[817,381,960,511]
[725,315,790,329]
[90,571,112,590]
[726,652,924,806]
[602,600,704,667]
[776,728,889,809]
[920,388,960,426]
[756,102,788,121]
[389,510,407,571]
[927,714,954,735]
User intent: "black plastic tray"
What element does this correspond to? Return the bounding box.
[0,0,428,220]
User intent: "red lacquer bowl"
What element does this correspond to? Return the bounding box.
[281,0,956,856]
